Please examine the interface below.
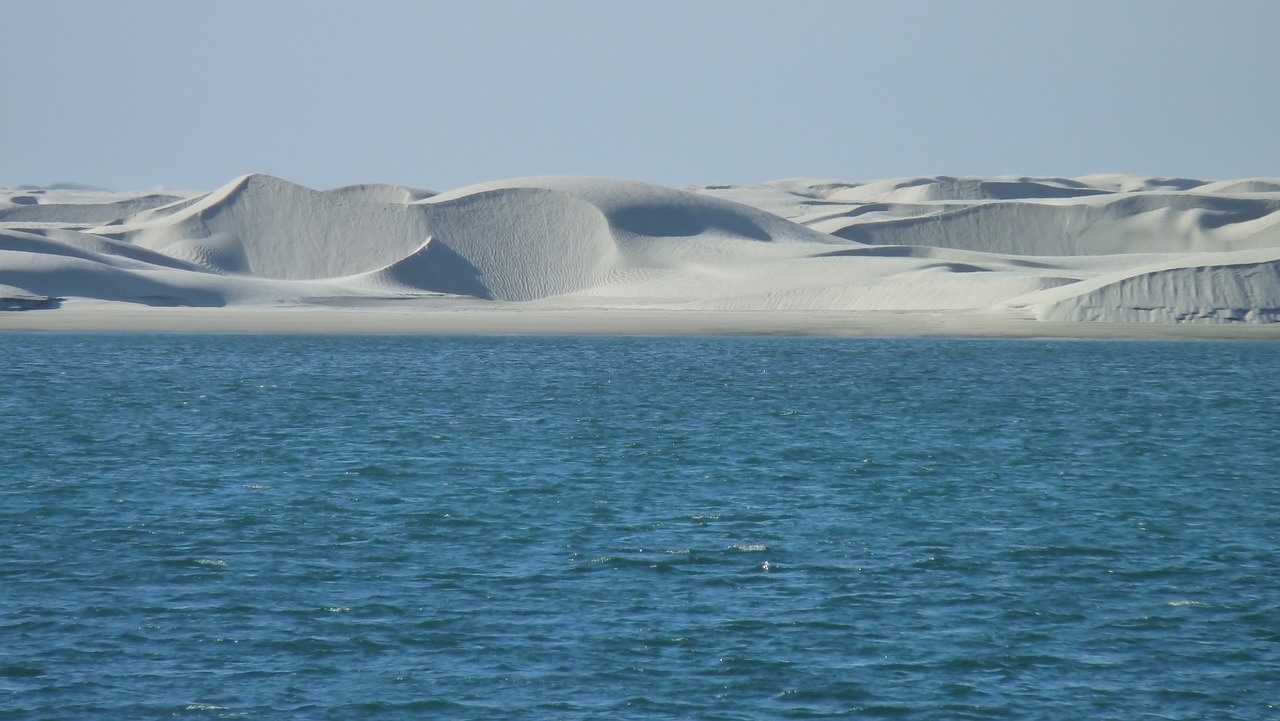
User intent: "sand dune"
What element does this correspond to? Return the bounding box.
[1005,248,1280,324]
[0,191,182,225]
[3,173,1280,332]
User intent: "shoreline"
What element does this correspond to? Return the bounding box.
[4,302,1280,341]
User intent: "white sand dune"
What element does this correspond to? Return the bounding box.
[3,173,1280,334]
[1005,248,1280,324]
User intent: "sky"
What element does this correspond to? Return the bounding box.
[4,0,1279,191]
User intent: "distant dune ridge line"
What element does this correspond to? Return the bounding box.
[2,173,1280,326]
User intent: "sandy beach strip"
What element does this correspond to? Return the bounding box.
[4,303,1280,341]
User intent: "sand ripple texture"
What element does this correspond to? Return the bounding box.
[2,335,1278,719]
[3,174,1280,322]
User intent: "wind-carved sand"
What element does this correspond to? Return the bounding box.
[3,174,1280,337]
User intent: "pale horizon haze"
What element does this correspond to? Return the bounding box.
[4,0,1278,192]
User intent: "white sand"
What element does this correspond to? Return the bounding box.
[3,174,1280,338]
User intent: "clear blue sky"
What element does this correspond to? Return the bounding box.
[4,0,1278,191]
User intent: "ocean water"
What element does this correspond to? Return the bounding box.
[2,335,1278,720]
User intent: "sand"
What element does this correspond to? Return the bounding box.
[4,174,1280,338]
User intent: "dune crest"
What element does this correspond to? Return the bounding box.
[3,173,1280,326]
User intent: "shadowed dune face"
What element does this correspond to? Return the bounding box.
[610,203,771,241]
[813,245,934,259]
[919,262,992,273]
[372,238,492,299]
[3,173,1280,324]
[976,180,1109,200]
[413,187,619,301]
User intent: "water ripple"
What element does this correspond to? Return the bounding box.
[2,336,1277,720]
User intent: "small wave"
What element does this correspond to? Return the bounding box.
[184,704,229,711]
[733,544,768,552]
[1167,600,1207,607]
[194,559,227,567]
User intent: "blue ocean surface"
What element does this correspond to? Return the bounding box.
[1,335,1278,720]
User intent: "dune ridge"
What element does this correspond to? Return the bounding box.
[3,173,1280,329]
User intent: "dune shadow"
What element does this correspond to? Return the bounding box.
[920,262,991,273]
[814,245,930,258]
[979,181,1109,200]
[829,224,874,243]
[0,295,64,311]
[381,237,493,299]
[611,205,770,241]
